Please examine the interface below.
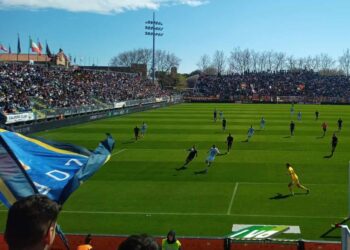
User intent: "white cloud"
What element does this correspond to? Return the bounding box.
[0,0,208,14]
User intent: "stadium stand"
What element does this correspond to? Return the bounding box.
[0,63,170,114]
[189,70,350,103]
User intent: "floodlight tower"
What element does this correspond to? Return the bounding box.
[145,12,163,84]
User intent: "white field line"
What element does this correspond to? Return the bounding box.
[0,210,339,219]
[111,148,127,157]
[239,182,339,186]
[227,182,239,215]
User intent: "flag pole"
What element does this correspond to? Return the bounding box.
[28,36,30,63]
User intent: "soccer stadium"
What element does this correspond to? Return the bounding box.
[1,1,350,250]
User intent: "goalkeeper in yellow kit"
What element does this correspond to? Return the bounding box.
[286,163,309,196]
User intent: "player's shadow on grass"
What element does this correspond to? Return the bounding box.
[324,154,333,158]
[283,136,291,138]
[269,193,292,200]
[122,138,136,144]
[241,139,249,142]
[194,170,207,175]
[316,136,325,139]
[176,166,187,171]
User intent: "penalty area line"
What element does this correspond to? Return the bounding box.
[111,148,127,157]
[227,182,239,215]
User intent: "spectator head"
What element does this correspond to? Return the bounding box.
[118,234,159,250]
[5,194,61,250]
[166,230,177,244]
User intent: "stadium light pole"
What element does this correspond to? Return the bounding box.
[145,12,163,84]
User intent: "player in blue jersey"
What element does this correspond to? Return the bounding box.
[297,111,302,121]
[247,125,255,142]
[141,122,147,137]
[205,145,221,172]
[260,117,265,130]
[219,111,224,120]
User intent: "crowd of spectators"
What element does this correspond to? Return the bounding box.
[0,63,169,114]
[192,70,350,100]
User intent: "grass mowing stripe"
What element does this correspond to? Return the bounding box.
[227,182,239,215]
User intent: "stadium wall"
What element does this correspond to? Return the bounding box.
[8,101,181,135]
[0,234,342,250]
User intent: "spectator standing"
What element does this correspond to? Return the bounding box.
[162,230,182,250]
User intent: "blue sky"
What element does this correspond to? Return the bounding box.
[0,0,349,73]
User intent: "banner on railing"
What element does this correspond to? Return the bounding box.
[5,112,35,124]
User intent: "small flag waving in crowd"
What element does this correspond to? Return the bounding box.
[0,129,115,207]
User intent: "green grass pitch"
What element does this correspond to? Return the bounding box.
[1,103,349,240]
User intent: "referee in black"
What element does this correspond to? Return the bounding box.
[177,145,198,170]
[227,133,234,153]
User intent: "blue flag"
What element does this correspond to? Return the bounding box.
[0,129,115,206]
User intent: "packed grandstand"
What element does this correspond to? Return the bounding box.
[0,63,170,114]
[189,70,350,103]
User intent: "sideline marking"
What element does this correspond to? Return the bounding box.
[111,148,127,157]
[227,182,239,215]
[0,209,343,219]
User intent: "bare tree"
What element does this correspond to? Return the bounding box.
[110,48,180,74]
[197,54,211,72]
[250,50,259,72]
[228,47,242,73]
[265,51,274,71]
[319,53,334,71]
[258,51,268,72]
[156,50,181,73]
[339,49,350,76]
[312,55,321,72]
[274,52,286,71]
[241,48,251,73]
[212,50,226,74]
[286,56,296,70]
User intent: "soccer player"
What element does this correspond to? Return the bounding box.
[134,126,140,140]
[247,125,255,141]
[222,117,227,131]
[290,121,295,136]
[297,111,302,121]
[260,117,265,130]
[321,122,328,137]
[178,145,198,170]
[338,118,343,131]
[331,133,338,157]
[286,163,309,196]
[226,133,234,153]
[213,109,217,122]
[315,110,319,120]
[141,122,147,137]
[290,103,295,115]
[219,111,224,120]
[205,145,220,172]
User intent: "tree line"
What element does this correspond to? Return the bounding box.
[197,48,350,76]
